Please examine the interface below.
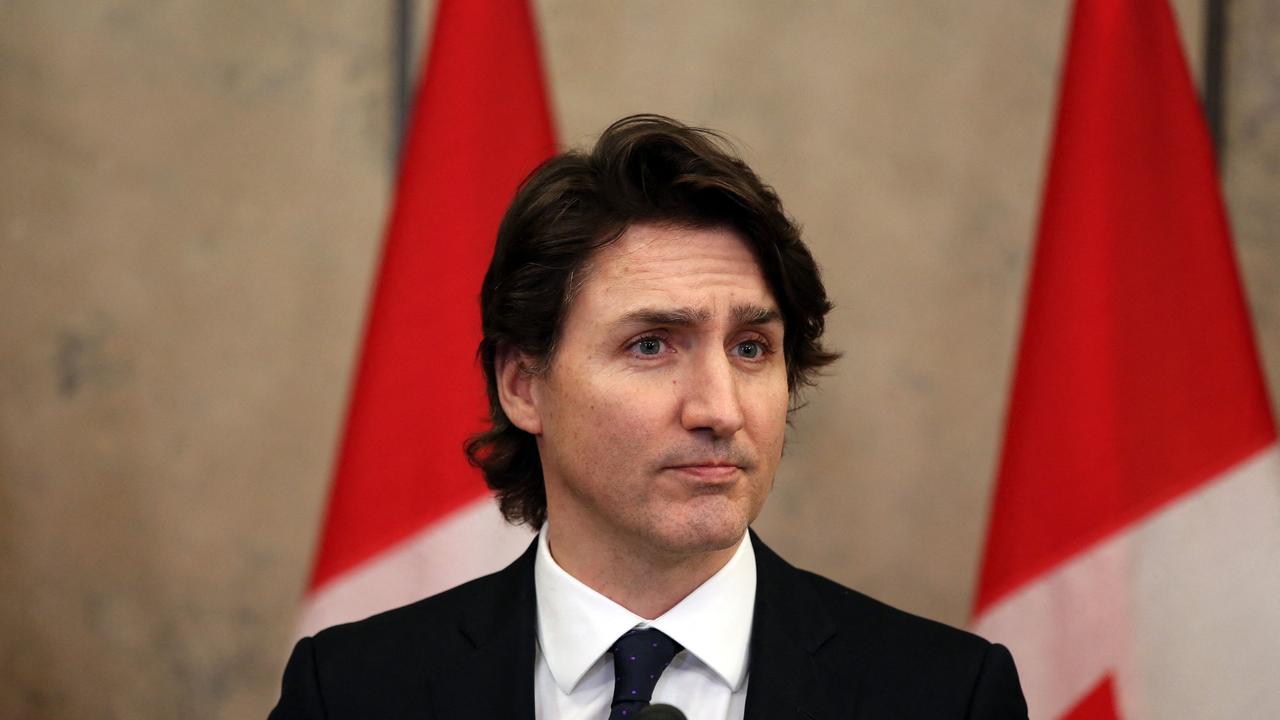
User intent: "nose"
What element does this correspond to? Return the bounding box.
[679,350,746,438]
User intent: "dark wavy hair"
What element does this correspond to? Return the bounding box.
[465,114,838,528]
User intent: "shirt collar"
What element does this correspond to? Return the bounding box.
[534,525,756,694]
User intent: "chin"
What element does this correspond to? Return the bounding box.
[653,503,752,555]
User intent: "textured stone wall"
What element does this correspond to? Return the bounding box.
[5,1,1274,719]
[0,3,392,717]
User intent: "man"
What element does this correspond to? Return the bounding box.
[270,115,1027,719]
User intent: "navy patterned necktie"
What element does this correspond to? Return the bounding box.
[608,628,683,719]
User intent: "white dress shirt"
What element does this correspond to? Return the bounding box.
[533,526,756,720]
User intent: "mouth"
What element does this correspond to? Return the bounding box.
[664,462,742,480]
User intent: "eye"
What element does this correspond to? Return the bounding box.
[630,336,668,356]
[734,340,767,359]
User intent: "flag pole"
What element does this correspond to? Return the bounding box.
[392,0,414,166]
[1202,0,1227,159]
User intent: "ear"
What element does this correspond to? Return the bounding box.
[495,344,544,435]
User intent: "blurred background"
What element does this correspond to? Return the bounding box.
[2,1,1277,717]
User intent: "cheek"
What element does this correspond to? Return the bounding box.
[748,372,790,431]
[551,372,665,452]
[597,381,673,444]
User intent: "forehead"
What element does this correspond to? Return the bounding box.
[570,223,775,318]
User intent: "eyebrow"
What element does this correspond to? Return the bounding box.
[614,304,781,328]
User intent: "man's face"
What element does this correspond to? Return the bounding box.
[527,223,789,559]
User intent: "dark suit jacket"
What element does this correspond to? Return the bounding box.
[269,532,1027,719]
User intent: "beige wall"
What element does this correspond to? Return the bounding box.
[1,3,392,717]
[3,1,1275,718]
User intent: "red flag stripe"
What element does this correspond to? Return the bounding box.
[1062,676,1122,720]
[974,0,1275,617]
[309,0,556,591]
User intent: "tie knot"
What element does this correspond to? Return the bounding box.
[608,628,682,718]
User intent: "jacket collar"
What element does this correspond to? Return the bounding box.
[428,538,539,720]
[744,529,858,720]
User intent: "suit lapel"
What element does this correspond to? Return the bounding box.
[744,532,860,720]
[428,539,539,720]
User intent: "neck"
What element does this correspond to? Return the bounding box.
[544,521,741,619]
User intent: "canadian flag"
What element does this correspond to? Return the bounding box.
[296,0,554,637]
[972,1,1280,719]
